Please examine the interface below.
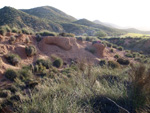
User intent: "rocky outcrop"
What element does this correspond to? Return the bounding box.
[92,43,105,57]
[41,36,73,50]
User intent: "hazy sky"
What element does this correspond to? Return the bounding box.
[0,0,150,31]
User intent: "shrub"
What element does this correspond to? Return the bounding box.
[5,53,21,66]
[92,40,101,45]
[25,45,37,57]
[39,31,56,36]
[25,37,30,44]
[35,59,51,69]
[53,57,63,68]
[4,25,11,32]
[9,36,16,44]
[114,54,120,59]
[18,69,33,81]
[22,28,30,35]
[86,37,90,41]
[59,32,75,37]
[110,49,114,53]
[76,37,83,41]
[0,29,6,36]
[108,60,120,69]
[117,46,123,51]
[112,44,117,48]
[117,58,130,65]
[106,43,112,47]
[12,28,18,33]
[4,69,18,81]
[36,34,42,42]
[125,53,133,58]
[99,60,106,66]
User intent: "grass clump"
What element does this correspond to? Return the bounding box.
[25,37,30,44]
[114,54,120,59]
[130,65,150,110]
[36,34,42,42]
[53,57,63,68]
[35,59,51,69]
[4,69,18,81]
[0,29,6,36]
[38,30,57,36]
[110,48,114,53]
[9,36,16,44]
[12,28,18,33]
[25,45,37,57]
[117,46,123,51]
[5,53,21,66]
[108,60,120,69]
[117,58,130,65]
[59,32,75,37]
[22,28,30,35]
[99,59,106,66]
[125,53,133,58]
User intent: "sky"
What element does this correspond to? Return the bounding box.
[0,0,150,31]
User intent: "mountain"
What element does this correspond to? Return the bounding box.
[73,19,126,36]
[21,6,76,23]
[124,28,150,34]
[0,6,63,32]
[0,6,126,36]
[93,20,123,29]
[94,20,150,34]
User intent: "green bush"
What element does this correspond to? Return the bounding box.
[25,45,37,57]
[35,59,51,69]
[0,29,6,36]
[59,32,75,37]
[117,46,123,51]
[36,34,42,42]
[76,37,83,41]
[112,44,117,48]
[108,60,120,69]
[18,69,33,81]
[9,36,16,44]
[117,58,130,65]
[99,60,106,66]
[4,69,18,81]
[25,37,30,44]
[5,53,21,66]
[53,57,63,68]
[114,54,120,59]
[110,48,114,53]
[106,43,112,47]
[12,28,18,33]
[125,53,133,58]
[22,28,30,35]
[38,31,57,36]
[86,37,90,41]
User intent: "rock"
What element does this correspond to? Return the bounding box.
[92,43,105,57]
[42,36,72,50]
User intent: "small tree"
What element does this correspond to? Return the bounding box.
[94,30,107,38]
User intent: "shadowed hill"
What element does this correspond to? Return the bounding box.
[0,6,63,32]
[21,6,76,23]
[73,19,126,36]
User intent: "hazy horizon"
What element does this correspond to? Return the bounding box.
[0,0,150,31]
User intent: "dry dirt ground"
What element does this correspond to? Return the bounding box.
[0,33,132,77]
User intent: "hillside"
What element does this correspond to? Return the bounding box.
[73,19,126,36]
[0,6,63,32]
[0,6,127,36]
[0,32,149,112]
[21,6,76,23]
